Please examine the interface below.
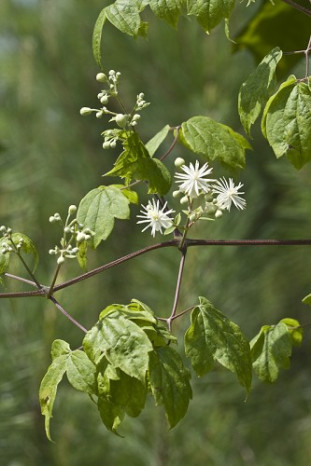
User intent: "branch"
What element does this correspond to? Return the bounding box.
[49,295,88,333]
[167,249,187,330]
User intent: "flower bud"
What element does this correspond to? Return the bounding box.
[57,255,66,265]
[100,95,109,104]
[215,209,223,218]
[80,107,92,116]
[96,111,103,119]
[68,205,77,215]
[172,190,181,198]
[96,72,107,82]
[115,114,129,128]
[180,196,189,205]
[174,157,185,168]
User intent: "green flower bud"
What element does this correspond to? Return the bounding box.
[68,205,77,215]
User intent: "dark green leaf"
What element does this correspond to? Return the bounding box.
[180,116,251,169]
[105,0,142,37]
[187,0,235,33]
[238,47,283,137]
[149,346,192,429]
[145,124,171,156]
[39,355,67,441]
[83,313,153,381]
[105,132,171,194]
[184,297,252,393]
[108,370,147,418]
[77,185,131,247]
[261,76,311,169]
[250,323,292,383]
[12,232,39,273]
[66,350,97,395]
[97,395,124,434]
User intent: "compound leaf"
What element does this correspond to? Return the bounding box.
[83,313,153,382]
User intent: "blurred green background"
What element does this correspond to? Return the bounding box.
[1,0,311,465]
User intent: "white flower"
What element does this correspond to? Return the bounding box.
[213,178,246,211]
[175,160,214,198]
[137,199,174,237]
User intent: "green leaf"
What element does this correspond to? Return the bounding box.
[11,233,39,273]
[261,76,311,169]
[280,318,303,347]
[108,370,147,418]
[98,395,124,435]
[184,297,252,393]
[105,132,171,194]
[77,240,88,270]
[39,355,68,441]
[150,0,184,27]
[99,300,157,326]
[250,323,292,383]
[149,346,192,429]
[77,185,131,247]
[238,47,283,137]
[145,124,171,156]
[92,8,107,68]
[66,350,97,395]
[83,313,153,382]
[302,292,311,306]
[187,0,235,34]
[51,339,70,360]
[105,0,142,37]
[180,116,251,169]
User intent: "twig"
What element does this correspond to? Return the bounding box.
[281,0,311,17]
[160,126,181,162]
[48,295,88,333]
[167,249,187,330]
[4,273,39,288]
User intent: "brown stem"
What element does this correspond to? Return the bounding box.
[281,0,311,17]
[167,249,187,331]
[49,295,88,333]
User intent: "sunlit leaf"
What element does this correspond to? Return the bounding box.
[77,185,131,247]
[180,116,251,169]
[187,0,235,33]
[145,124,171,156]
[150,0,184,27]
[238,47,283,137]
[280,318,303,347]
[261,76,311,169]
[66,350,97,395]
[250,322,292,383]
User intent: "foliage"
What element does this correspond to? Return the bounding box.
[1,0,311,452]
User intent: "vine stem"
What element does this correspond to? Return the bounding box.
[167,249,187,331]
[2,238,311,299]
[47,263,62,298]
[160,126,181,162]
[305,35,311,78]
[48,295,88,334]
[281,0,311,17]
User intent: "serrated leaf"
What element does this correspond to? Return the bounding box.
[149,346,192,429]
[184,297,252,393]
[150,0,184,27]
[105,132,171,194]
[105,0,142,37]
[180,116,251,169]
[187,0,235,33]
[145,124,171,156]
[261,76,311,169]
[238,47,283,137]
[77,185,130,247]
[39,355,68,441]
[83,313,153,382]
[250,323,292,383]
[92,8,107,68]
[66,350,97,395]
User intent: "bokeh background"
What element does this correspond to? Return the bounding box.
[1,0,311,465]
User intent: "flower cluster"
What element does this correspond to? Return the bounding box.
[136,160,246,237]
[80,71,149,150]
[48,205,94,265]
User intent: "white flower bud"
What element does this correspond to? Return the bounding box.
[100,95,109,104]
[110,140,117,148]
[172,190,181,198]
[115,114,129,128]
[103,141,111,149]
[80,107,92,116]
[76,231,86,243]
[215,209,223,218]
[180,196,189,205]
[57,255,66,265]
[49,216,55,223]
[96,72,107,82]
[68,205,77,214]
[96,111,103,119]
[174,157,185,168]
